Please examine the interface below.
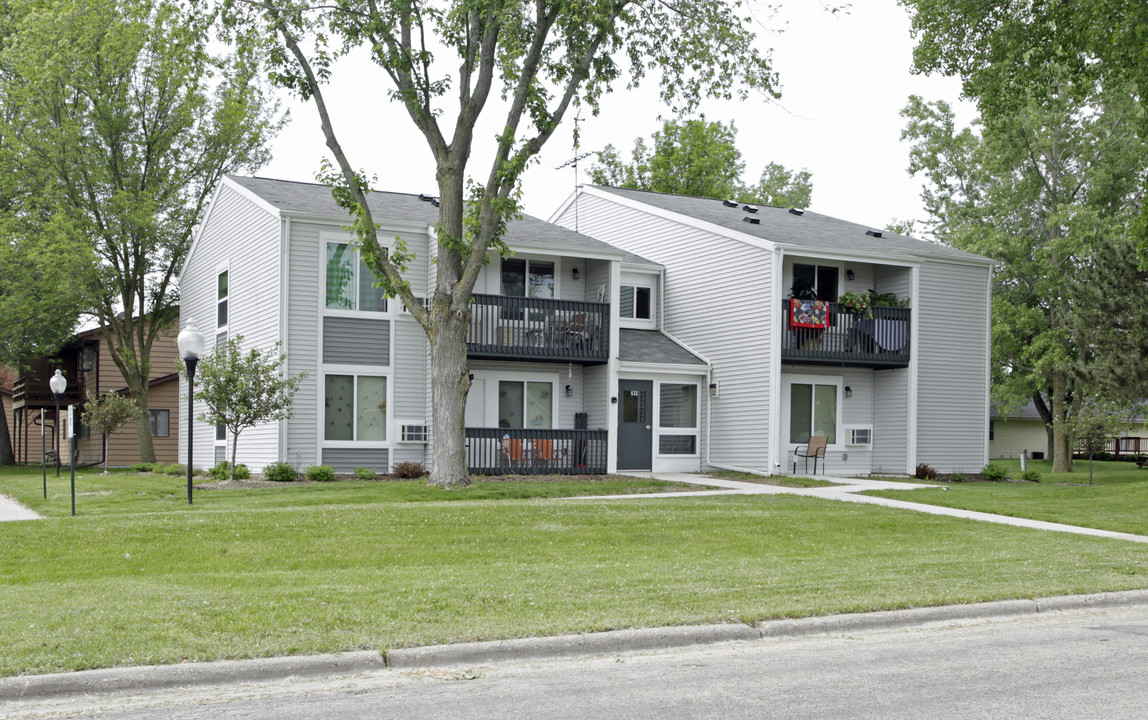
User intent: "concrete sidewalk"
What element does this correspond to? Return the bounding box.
[0,492,39,522]
[573,472,1148,545]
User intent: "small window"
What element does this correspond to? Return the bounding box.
[217,270,229,327]
[620,286,653,320]
[149,409,170,437]
[216,423,226,441]
[792,263,839,302]
[326,242,387,312]
[989,420,995,442]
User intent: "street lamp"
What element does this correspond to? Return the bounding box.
[49,369,66,477]
[177,319,205,505]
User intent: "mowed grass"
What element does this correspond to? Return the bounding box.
[0,467,702,518]
[868,459,1148,535]
[2,462,1148,677]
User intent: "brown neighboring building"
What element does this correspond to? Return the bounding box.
[9,320,180,467]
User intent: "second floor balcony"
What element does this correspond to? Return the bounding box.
[467,294,610,364]
[782,301,911,368]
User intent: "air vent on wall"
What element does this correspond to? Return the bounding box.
[866,230,883,238]
[743,216,760,225]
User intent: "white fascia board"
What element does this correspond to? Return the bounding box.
[181,176,282,284]
[281,211,433,236]
[620,262,664,273]
[776,244,922,268]
[617,361,709,374]
[579,185,777,254]
[505,242,624,261]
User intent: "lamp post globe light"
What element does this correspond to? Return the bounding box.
[177,320,205,505]
[49,369,67,477]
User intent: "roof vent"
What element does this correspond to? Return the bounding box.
[866,230,883,238]
[722,199,738,208]
[742,204,758,213]
[788,208,804,216]
[743,216,761,225]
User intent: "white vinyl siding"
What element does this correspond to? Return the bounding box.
[871,368,910,473]
[915,261,991,472]
[560,193,773,469]
[179,182,281,473]
[990,418,1048,460]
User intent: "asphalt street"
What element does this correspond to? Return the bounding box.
[8,604,1148,719]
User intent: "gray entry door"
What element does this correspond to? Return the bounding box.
[617,380,653,470]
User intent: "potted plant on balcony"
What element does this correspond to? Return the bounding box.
[839,290,873,318]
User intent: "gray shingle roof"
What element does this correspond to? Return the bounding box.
[618,329,707,366]
[592,186,992,265]
[992,401,1147,423]
[228,175,658,264]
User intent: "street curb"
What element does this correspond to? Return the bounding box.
[5,589,1148,701]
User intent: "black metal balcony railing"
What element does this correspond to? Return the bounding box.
[467,294,609,364]
[782,302,911,368]
[466,427,608,475]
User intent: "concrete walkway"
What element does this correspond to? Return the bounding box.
[569,472,1148,545]
[0,492,40,522]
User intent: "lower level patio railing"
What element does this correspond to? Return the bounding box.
[466,427,608,475]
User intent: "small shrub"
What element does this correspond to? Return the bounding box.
[264,462,298,483]
[128,463,152,473]
[147,462,167,474]
[353,467,377,480]
[914,463,938,480]
[305,465,336,482]
[209,462,232,481]
[234,463,251,480]
[981,463,1008,482]
[950,473,966,483]
[393,461,426,479]
[1021,469,1041,483]
[163,463,187,477]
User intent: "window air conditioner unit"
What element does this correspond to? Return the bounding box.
[848,427,872,446]
[400,424,429,443]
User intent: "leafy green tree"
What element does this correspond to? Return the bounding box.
[902,83,1148,473]
[1068,400,1132,485]
[186,336,305,482]
[226,0,780,487]
[900,0,1148,262]
[0,0,277,463]
[590,118,813,207]
[0,222,90,465]
[82,391,135,475]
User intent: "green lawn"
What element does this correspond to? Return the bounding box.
[707,469,836,488]
[868,459,1148,535]
[2,465,1148,677]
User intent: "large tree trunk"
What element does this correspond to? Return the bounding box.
[427,314,473,488]
[1051,371,1072,472]
[126,377,156,464]
[0,392,13,465]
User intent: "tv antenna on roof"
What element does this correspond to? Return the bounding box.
[555,114,595,232]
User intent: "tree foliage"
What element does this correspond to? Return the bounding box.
[589,118,813,207]
[186,337,304,482]
[0,0,278,463]
[224,0,781,486]
[82,391,135,474]
[902,81,1148,472]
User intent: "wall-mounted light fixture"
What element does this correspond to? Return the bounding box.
[846,269,855,281]
[565,384,573,397]
[611,396,618,404]
[709,382,719,398]
[572,267,580,280]
[844,386,853,398]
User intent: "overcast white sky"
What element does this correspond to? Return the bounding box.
[258,0,975,232]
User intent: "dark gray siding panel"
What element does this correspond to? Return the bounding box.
[323,317,390,365]
[321,448,390,473]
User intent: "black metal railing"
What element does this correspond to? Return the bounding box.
[467,294,609,363]
[782,301,911,367]
[466,427,608,475]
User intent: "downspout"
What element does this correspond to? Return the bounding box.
[279,216,291,463]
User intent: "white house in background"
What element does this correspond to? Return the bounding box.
[990,403,1148,460]
[178,176,710,475]
[550,186,995,475]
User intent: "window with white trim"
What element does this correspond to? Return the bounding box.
[497,380,553,429]
[658,383,699,455]
[620,285,652,320]
[789,381,838,445]
[325,374,388,441]
[217,270,229,327]
[326,242,387,312]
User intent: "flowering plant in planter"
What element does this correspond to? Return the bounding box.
[839,290,873,318]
